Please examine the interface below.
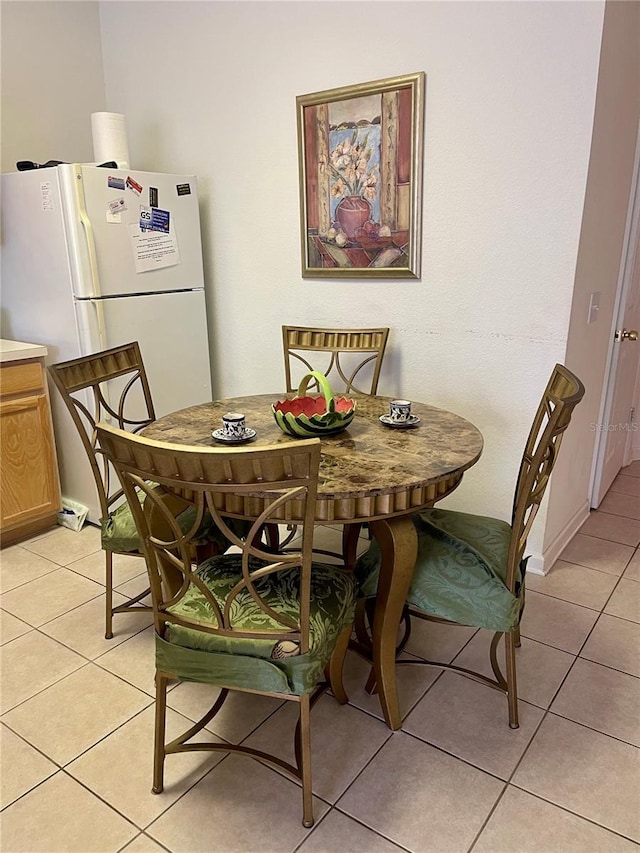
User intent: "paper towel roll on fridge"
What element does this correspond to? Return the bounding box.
[91,112,130,168]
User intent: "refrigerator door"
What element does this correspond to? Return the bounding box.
[58,164,205,299]
[76,289,212,417]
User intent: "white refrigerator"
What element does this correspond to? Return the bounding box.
[1,163,213,522]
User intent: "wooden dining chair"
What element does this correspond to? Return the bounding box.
[355,363,585,728]
[96,423,356,828]
[48,342,234,639]
[282,326,389,396]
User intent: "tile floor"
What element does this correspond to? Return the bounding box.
[1,467,639,852]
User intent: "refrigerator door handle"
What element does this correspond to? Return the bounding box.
[75,298,112,419]
[76,298,108,356]
[71,165,102,298]
[92,299,108,352]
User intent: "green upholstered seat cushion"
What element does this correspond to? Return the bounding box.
[101,492,249,555]
[101,498,141,552]
[158,554,356,695]
[356,508,525,633]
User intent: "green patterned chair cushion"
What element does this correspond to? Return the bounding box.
[101,493,248,555]
[158,554,356,695]
[101,498,142,552]
[356,508,526,633]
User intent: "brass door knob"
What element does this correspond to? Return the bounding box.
[615,329,639,342]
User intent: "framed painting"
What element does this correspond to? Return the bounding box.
[296,72,425,279]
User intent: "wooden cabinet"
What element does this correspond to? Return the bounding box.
[0,354,61,545]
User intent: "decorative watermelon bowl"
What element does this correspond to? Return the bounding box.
[272,371,356,437]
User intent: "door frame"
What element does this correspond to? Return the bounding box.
[590,122,640,505]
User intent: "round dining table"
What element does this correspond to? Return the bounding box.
[143,393,483,730]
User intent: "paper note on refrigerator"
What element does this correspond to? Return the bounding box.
[129,224,181,273]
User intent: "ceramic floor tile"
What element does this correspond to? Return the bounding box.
[5,478,640,852]
[0,608,33,644]
[624,549,640,581]
[115,572,152,603]
[22,523,102,564]
[0,631,86,713]
[342,647,440,723]
[559,533,634,576]
[67,704,225,829]
[605,578,640,622]
[121,834,168,853]
[0,770,137,852]
[244,693,391,803]
[579,511,640,546]
[402,671,544,779]
[621,460,640,478]
[610,473,640,497]
[2,662,152,765]
[0,723,58,808]
[598,491,640,520]
[166,680,284,742]
[146,755,329,852]
[338,731,503,852]
[95,626,159,695]
[452,629,575,709]
[550,658,640,746]
[298,809,405,852]
[580,613,640,677]
[520,590,599,653]
[66,549,145,587]
[513,713,640,841]
[474,785,639,852]
[0,543,60,593]
[0,567,103,627]
[403,615,478,662]
[526,560,618,610]
[40,591,151,660]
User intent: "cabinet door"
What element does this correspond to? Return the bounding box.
[0,393,60,529]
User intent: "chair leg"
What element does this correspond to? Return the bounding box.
[326,625,351,705]
[105,551,114,640]
[152,672,168,793]
[505,631,519,729]
[363,598,378,695]
[299,694,314,828]
[514,624,521,648]
[264,523,280,551]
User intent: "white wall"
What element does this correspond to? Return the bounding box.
[543,0,640,567]
[0,1,106,172]
[1,1,608,565]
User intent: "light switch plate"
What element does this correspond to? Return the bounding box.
[588,292,600,324]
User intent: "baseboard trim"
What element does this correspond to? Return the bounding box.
[526,499,591,576]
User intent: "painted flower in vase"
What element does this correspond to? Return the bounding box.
[326,130,382,243]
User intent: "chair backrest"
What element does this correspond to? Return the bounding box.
[48,342,156,520]
[96,423,322,650]
[507,364,585,590]
[282,326,389,395]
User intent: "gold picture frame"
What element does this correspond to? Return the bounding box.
[297,72,425,279]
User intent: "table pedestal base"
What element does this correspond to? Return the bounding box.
[349,515,418,731]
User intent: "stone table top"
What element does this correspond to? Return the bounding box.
[143,394,484,524]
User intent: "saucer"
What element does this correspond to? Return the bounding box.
[211,427,257,445]
[379,414,421,429]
